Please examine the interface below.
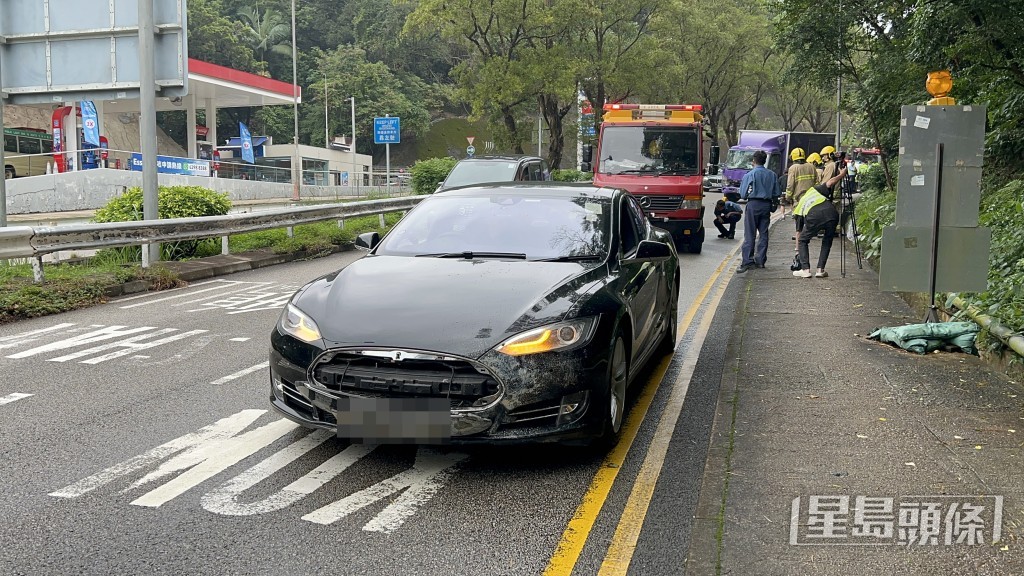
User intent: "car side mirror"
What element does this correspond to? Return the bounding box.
[582,144,593,164]
[632,240,673,262]
[355,231,380,251]
[708,145,720,175]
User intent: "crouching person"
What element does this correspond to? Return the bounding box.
[792,167,848,278]
[713,199,743,239]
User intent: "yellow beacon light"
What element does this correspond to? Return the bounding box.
[926,70,955,106]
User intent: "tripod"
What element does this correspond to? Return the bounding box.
[839,170,863,277]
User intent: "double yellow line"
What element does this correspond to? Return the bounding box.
[543,246,739,576]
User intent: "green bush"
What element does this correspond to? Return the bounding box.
[960,180,1024,333]
[551,169,592,182]
[854,163,898,261]
[411,157,457,195]
[93,185,232,260]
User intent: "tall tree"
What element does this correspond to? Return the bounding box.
[653,0,777,147]
[188,0,260,72]
[572,0,661,128]
[296,46,432,160]
[235,2,293,69]
[770,0,924,188]
[406,0,554,155]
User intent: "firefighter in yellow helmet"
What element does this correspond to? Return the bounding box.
[807,152,823,179]
[819,145,839,189]
[786,147,817,205]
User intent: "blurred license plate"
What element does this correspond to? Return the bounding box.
[334,396,451,444]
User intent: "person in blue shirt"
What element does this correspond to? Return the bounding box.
[737,150,781,273]
[713,199,743,239]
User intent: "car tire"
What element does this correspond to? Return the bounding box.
[658,280,679,356]
[4,167,13,180]
[594,334,629,449]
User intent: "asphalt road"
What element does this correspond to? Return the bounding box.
[0,194,741,576]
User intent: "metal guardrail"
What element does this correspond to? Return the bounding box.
[3,195,424,281]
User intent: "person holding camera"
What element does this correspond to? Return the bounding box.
[713,198,743,239]
[736,150,781,273]
[791,166,849,278]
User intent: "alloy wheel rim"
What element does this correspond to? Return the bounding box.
[610,338,627,433]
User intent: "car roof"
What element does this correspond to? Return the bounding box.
[453,155,544,163]
[434,182,618,200]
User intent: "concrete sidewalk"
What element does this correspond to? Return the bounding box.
[687,223,1023,575]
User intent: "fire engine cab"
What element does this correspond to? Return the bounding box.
[582,103,710,254]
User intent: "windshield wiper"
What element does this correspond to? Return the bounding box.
[656,169,695,176]
[416,251,527,259]
[532,254,604,262]
[614,169,657,175]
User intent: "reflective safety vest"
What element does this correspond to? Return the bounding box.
[794,186,827,217]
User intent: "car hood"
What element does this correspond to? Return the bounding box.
[292,255,605,358]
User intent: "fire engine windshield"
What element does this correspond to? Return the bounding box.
[598,127,699,176]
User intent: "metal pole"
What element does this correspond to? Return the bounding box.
[350,96,358,195]
[537,113,542,157]
[324,72,329,149]
[291,0,300,201]
[0,54,7,228]
[139,0,160,265]
[924,143,944,323]
[835,0,843,150]
[385,114,391,196]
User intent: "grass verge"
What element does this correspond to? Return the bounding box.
[0,261,182,325]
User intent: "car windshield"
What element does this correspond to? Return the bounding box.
[375,194,611,260]
[443,160,521,188]
[724,149,757,170]
[598,126,699,175]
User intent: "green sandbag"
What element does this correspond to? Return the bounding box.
[868,322,980,355]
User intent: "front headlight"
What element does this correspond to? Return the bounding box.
[496,317,598,356]
[280,303,322,343]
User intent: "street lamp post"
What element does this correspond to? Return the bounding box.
[291,0,300,201]
[349,96,357,194]
[324,72,329,150]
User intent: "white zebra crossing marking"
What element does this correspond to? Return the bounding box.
[210,362,269,385]
[4,324,208,364]
[51,410,468,533]
[0,393,33,406]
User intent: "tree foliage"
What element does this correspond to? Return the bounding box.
[187,0,261,73]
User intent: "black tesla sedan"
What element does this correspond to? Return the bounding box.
[269,183,680,446]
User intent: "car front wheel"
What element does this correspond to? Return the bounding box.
[594,334,629,450]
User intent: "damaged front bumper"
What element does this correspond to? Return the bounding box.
[268,335,612,444]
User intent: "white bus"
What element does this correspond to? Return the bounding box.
[4,127,54,179]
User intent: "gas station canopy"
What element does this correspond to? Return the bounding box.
[88,58,302,114]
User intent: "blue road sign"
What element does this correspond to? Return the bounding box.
[374,117,401,144]
[467,145,476,157]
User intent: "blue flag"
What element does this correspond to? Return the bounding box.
[239,122,255,164]
[81,101,101,146]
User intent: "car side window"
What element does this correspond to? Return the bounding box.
[619,197,641,256]
[627,197,648,239]
[526,162,541,181]
[541,161,551,180]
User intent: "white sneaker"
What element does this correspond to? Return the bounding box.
[792,269,812,278]
[815,269,828,278]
